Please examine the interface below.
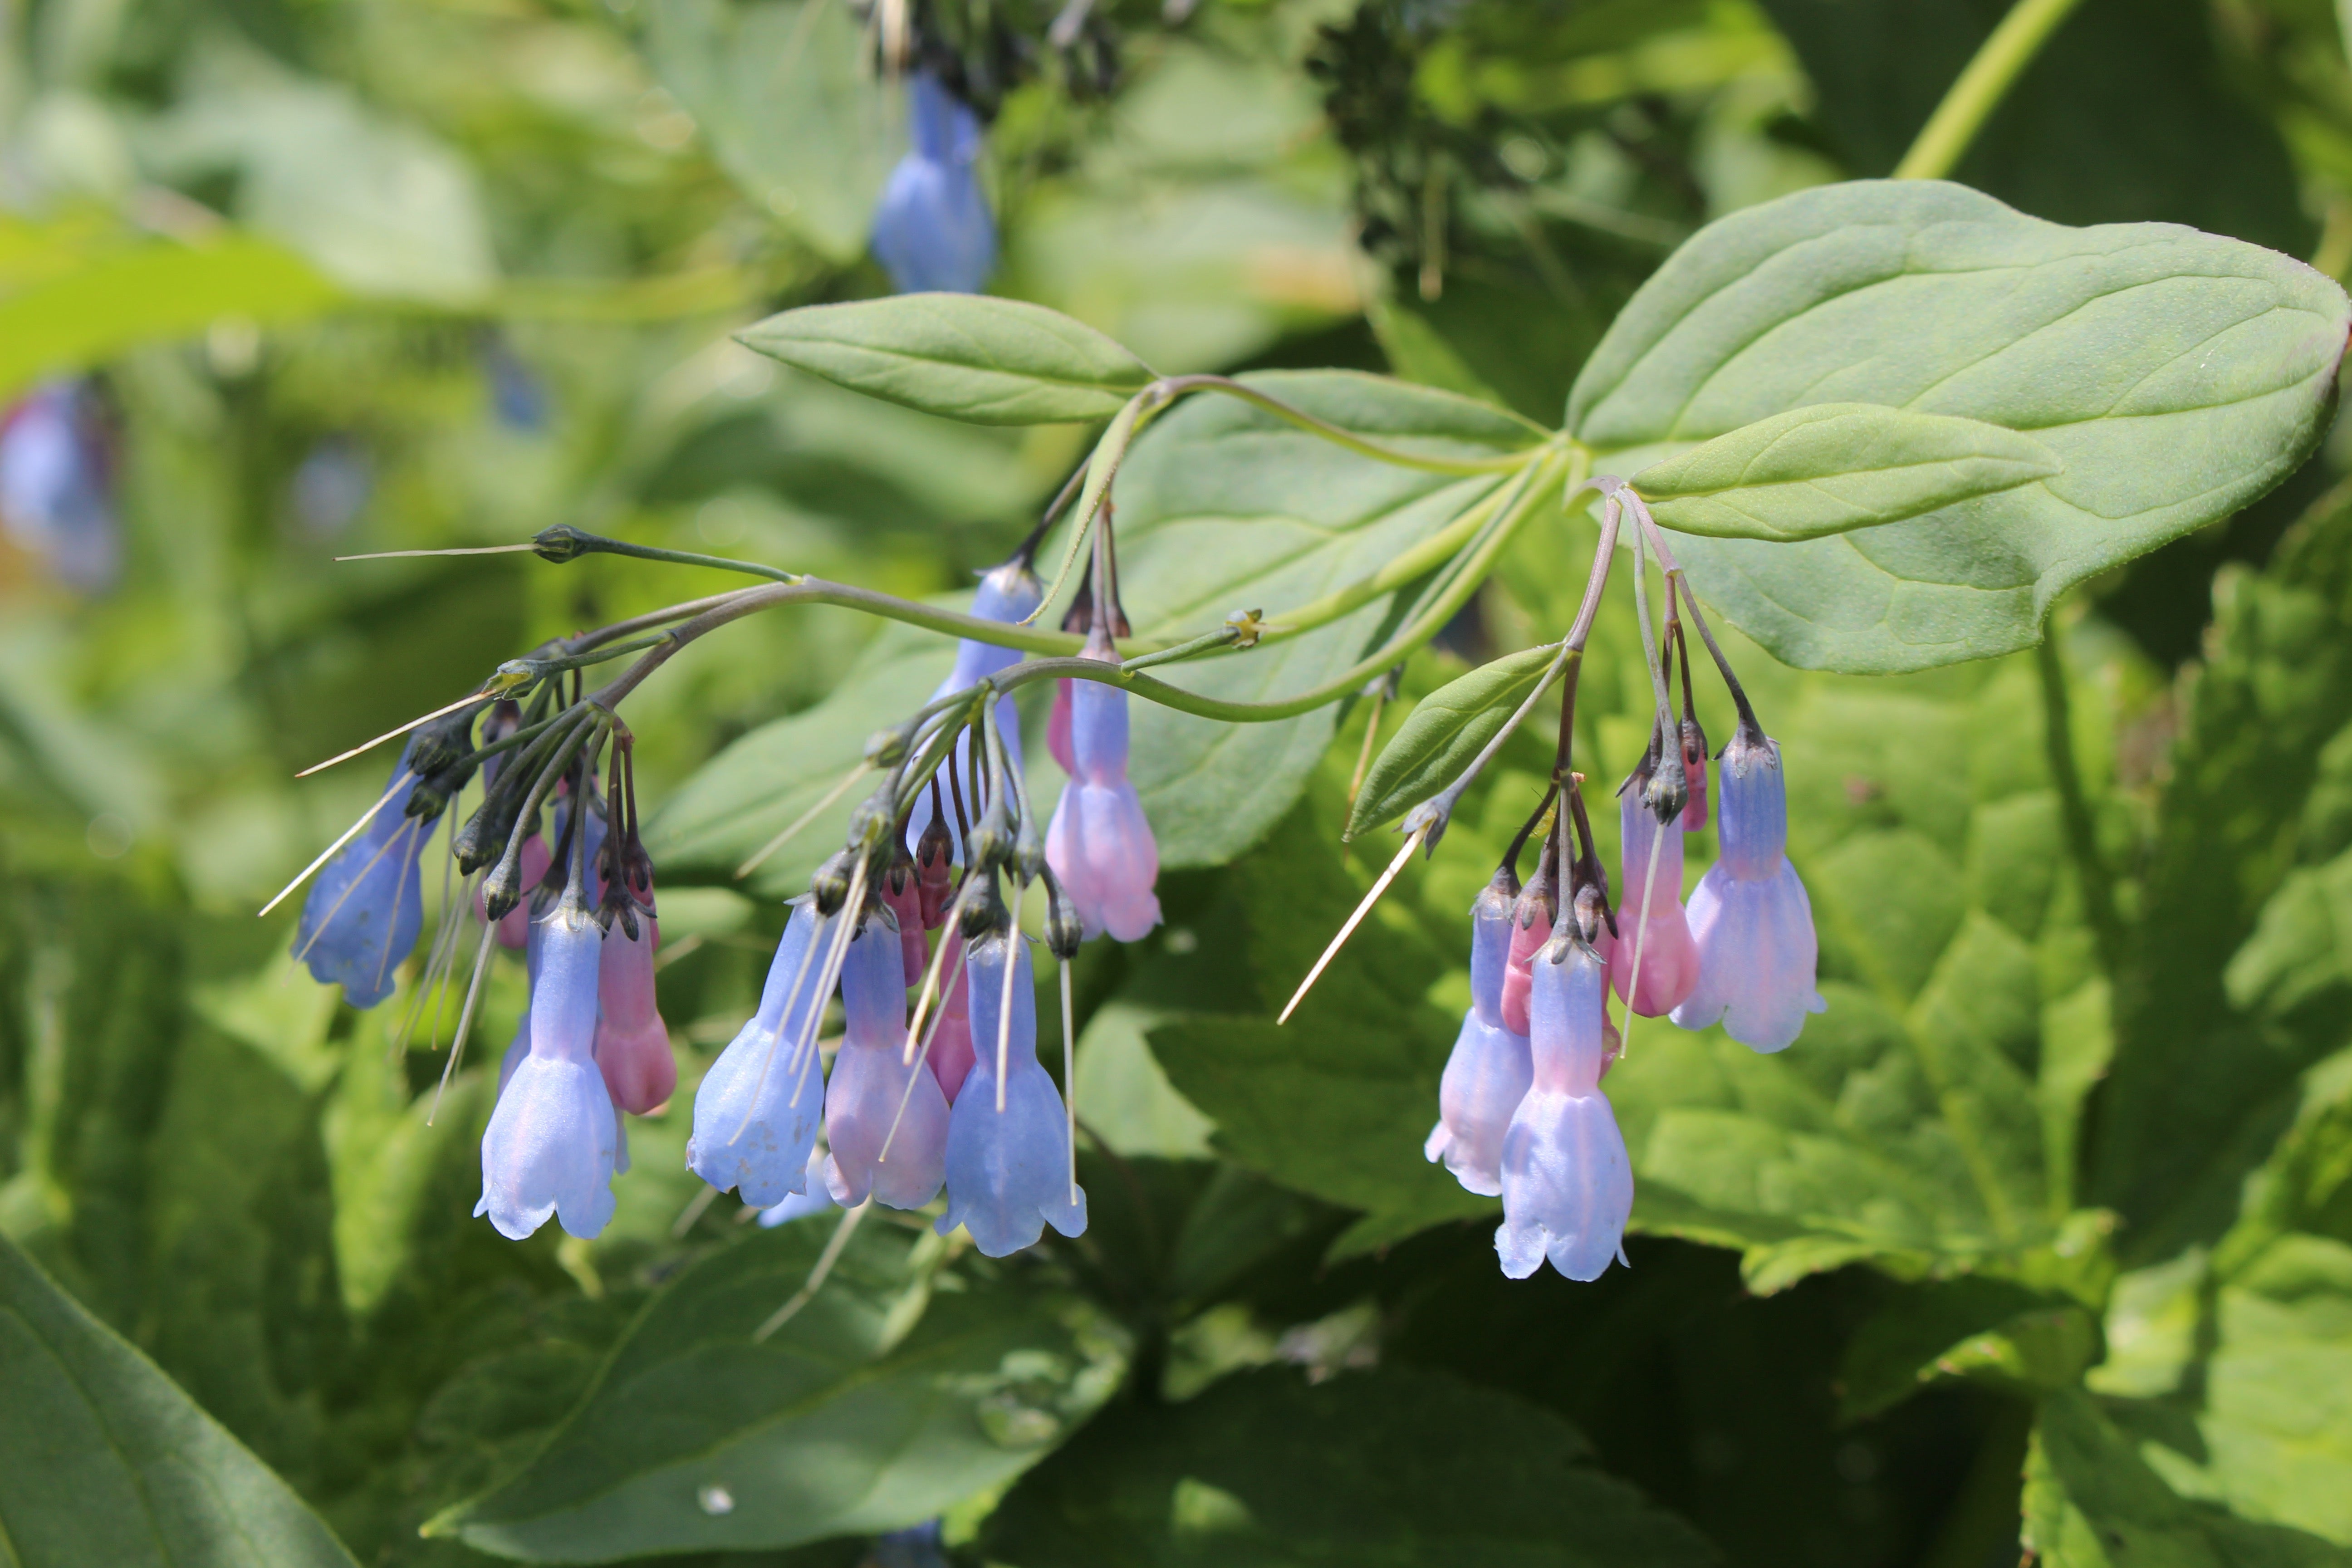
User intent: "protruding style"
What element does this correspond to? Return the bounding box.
[936,929,1088,1256]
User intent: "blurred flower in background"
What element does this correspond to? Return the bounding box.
[0,380,120,593]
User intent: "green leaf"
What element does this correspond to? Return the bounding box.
[1838,1275,2097,1421]
[1117,372,1545,867]
[735,295,1158,426]
[1345,644,1559,841]
[430,1222,1124,1560]
[1631,403,2064,542]
[980,1365,1721,1568]
[1,217,339,401]
[2025,1389,2351,1568]
[2093,488,2352,1262]
[1570,180,2350,674]
[644,0,897,263]
[0,1233,361,1567]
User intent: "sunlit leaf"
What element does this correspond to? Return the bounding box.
[737,294,1157,426]
[1573,180,2350,673]
[1345,644,1558,841]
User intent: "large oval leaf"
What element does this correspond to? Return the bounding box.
[736,294,1157,425]
[1344,643,1558,841]
[1632,403,2063,541]
[1570,180,2351,673]
[0,1235,360,1567]
[428,1221,1121,1561]
[1117,371,1546,867]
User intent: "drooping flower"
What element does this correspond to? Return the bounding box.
[594,894,675,1115]
[927,929,977,1102]
[687,902,831,1205]
[1044,674,1161,942]
[871,73,996,295]
[824,914,949,1209]
[1671,726,1826,1053]
[1498,849,1557,1038]
[496,902,547,1097]
[936,928,1088,1256]
[1048,680,1075,775]
[1596,761,1700,1018]
[1495,925,1633,1282]
[475,893,620,1240]
[1426,867,1533,1197]
[880,864,929,985]
[760,1150,843,1227]
[294,749,432,1009]
[906,560,1042,861]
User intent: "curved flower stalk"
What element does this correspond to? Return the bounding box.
[1672,725,1825,1053]
[1044,648,1161,942]
[825,914,949,1209]
[687,902,831,1205]
[295,749,431,1009]
[1496,924,1633,1282]
[871,72,996,295]
[594,895,673,1115]
[1426,869,1534,1197]
[937,927,1087,1256]
[475,889,620,1240]
[1597,755,1699,1018]
[905,559,1041,861]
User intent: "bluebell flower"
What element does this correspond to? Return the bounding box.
[0,380,120,593]
[294,749,432,1008]
[1496,926,1633,1282]
[759,1150,842,1226]
[906,560,1042,861]
[824,912,949,1209]
[475,895,620,1240]
[496,906,547,1097]
[1426,869,1531,1196]
[1596,763,1699,1018]
[595,899,674,1115]
[1671,726,1826,1053]
[1044,671,1161,942]
[687,902,830,1205]
[871,73,996,295]
[937,929,1087,1256]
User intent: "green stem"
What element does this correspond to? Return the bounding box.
[1893,0,2085,180]
[1160,375,1553,476]
[540,526,803,585]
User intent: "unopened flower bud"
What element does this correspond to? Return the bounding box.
[1641,747,1688,825]
[1044,880,1084,962]
[406,706,480,781]
[1678,716,1710,831]
[844,784,898,852]
[811,849,854,915]
[532,524,592,563]
[482,851,525,923]
[865,729,910,769]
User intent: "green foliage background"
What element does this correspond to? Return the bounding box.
[12,0,2352,1564]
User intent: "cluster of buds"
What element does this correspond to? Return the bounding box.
[1405,481,1824,1281]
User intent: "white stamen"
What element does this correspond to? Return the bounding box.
[258,768,414,917]
[427,920,502,1126]
[1062,956,1078,1205]
[735,764,869,880]
[753,1199,871,1342]
[295,691,490,778]
[1278,825,1427,1024]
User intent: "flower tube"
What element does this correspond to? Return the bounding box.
[686,902,830,1206]
[1426,868,1533,1196]
[936,929,1087,1256]
[475,893,620,1240]
[825,914,950,1209]
[1495,926,1633,1282]
[1671,726,1826,1053]
[871,73,996,295]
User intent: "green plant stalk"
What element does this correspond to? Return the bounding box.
[1893,0,2086,180]
[1163,374,1550,476]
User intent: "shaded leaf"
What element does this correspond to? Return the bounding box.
[0,1233,361,1567]
[431,1222,1124,1561]
[1571,181,2349,673]
[1632,403,2063,542]
[981,1364,1721,1568]
[736,295,1157,426]
[1345,643,1558,841]
[1839,1274,2097,1421]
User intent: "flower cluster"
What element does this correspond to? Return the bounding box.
[1415,483,1824,1281]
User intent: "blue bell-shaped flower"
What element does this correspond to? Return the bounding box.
[475,892,620,1240]
[871,73,996,295]
[1671,726,1826,1053]
[1495,923,1633,1281]
[1426,868,1532,1196]
[1044,665,1161,942]
[294,746,432,1008]
[937,927,1087,1255]
[824,911,950,1209]
[687,902,831,1205]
